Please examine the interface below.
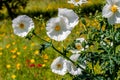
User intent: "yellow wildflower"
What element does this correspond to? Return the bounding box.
[44,60,48,63]
[34,50,39,55]
[16,63,21,70]
[0,52,2,56]
[6,64,11,69]
[23,45,27,50]
[11,74,16,79]
[10,48,17,53]
[42,64,46,67]
[31,42,35,47]
[16,52,21,55]
[0,47,3,50]
[30,59,35,63]
[43,54,48,60]
[12,55,16,59]
[6,44,11,48]
[94,61,104,74]
[12,42,16,45]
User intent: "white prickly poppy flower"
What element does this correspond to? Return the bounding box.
[12,15,34,37]
[102,0,120,24]
[51,56,67,75]
[46,16,71,41]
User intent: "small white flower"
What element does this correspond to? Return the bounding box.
[70,38,88,53]
[51,56,67,75]
[102,0,120,24]
[12,15,34,37]
[58,8,79,30]
[46,16,71,41]
[66,53,85,75]
[68,0,87,6]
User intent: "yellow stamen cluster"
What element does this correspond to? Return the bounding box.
[55,25,61,31]
[19,23,25,29]
[75,43,82,50]
[57,64,62,69]
[111,5,118,13]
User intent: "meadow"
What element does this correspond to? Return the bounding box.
[1,0,119,80]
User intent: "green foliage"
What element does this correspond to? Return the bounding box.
[1,0,120,80]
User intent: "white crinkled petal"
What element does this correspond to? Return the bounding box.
[106,0,113,5]
[113,0,120,4]
[58,8,79,30]
[108,14,116,24]
[67,62,82,75]
[47,31,71,41]
[76,38,85,42]
[66,53,86,75]
[102,4,113,18]
[116,11,120,17]
[70,49,82,54]
[116,1,120,7]
[115,17,120,24]
[68,0,74,3]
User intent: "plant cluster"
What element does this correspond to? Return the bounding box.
[9,0,120,80]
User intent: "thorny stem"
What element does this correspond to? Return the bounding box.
[33,31,85,70]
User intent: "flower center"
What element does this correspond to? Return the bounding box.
[19,23,25,29]
[55,25,61,31]
[56,63,62,69]
[111,5,118,13]
[75,0,80,2]
[75,43,82,50]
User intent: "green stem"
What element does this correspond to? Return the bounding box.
[33,31,86,72]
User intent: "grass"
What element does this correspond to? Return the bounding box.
[0,0,105,80]
[0,19,75,80]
